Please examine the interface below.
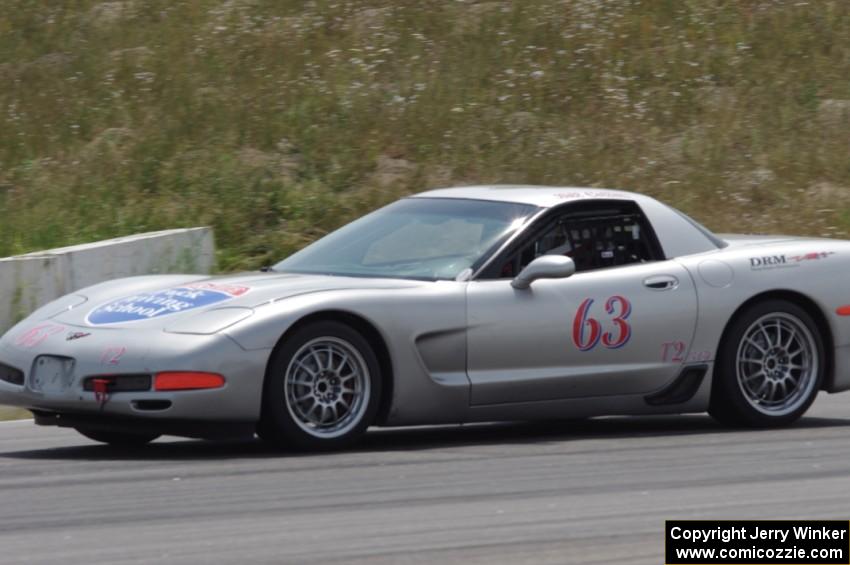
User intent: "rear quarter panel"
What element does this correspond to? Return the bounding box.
[679,239,850,392]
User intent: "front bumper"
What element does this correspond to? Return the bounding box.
[0,327,270,427]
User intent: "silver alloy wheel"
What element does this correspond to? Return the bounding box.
[736,312,819,417]
[284,336,371,439]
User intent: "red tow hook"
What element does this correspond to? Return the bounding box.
[92,378,111,408]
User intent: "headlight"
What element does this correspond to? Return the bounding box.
[164,307,254,335]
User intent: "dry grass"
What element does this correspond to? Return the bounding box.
[0,407,31,421]
[1,0,849,272]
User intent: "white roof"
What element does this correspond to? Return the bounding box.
[413,185,725,258]
[413,185,638,208]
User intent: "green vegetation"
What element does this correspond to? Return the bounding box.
[1,0,849,271]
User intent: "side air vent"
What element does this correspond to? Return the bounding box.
[0,362,25,386]
[645,365,708,406]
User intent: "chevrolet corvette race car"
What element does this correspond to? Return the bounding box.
[1,185,849,450]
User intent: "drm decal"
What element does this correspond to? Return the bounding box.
[749,255,794,270]
[750,251,835,271]
[789,251,835,262]
[87,283,250,325]
[572,296,632,351]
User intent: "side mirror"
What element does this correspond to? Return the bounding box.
[511,255,576,289]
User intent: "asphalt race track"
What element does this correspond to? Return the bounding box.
[2,393,850,564]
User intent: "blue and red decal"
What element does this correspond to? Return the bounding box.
[601,295,632,349]
[572,298,602,351]
[87,282,250,326]
[571,295,632,352]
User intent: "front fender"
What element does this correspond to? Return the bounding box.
[223,284,472,426]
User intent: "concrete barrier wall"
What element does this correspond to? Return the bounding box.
[0,227,215,332]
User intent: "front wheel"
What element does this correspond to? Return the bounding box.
[259,321,382,451]
[709,299,824,427]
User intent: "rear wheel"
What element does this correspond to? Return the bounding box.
[709,299,824,427]
[259,321,382,451]
[76,429,160,446]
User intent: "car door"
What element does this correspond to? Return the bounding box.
[466,200,699,405]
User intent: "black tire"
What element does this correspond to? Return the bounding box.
[76,429,160,446]
[259,321,382,451]
[709,299,824,427]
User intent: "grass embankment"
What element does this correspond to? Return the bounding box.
[0,407,29,421]
[1,1,849,273]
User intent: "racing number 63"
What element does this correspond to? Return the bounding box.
[572,296,632,351]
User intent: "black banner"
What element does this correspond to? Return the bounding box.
[666,520,850,564]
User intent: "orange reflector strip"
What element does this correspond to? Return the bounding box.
[837,306,850,317]
[154,372,225,391]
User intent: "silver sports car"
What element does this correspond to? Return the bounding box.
[1,186,849,450]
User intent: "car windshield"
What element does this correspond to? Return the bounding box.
[273,197,540,281]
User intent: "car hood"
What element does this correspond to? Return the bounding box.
[50,272,422,329]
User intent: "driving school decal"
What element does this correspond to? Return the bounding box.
[86,282,250,325]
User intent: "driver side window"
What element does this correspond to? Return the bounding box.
[490,201,664,278]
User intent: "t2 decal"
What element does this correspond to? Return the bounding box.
[572,296,632,352]
[661,340,687,362]
[661,341,712,363]
[100,346,126,366]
